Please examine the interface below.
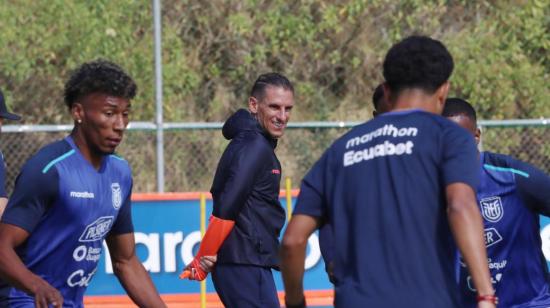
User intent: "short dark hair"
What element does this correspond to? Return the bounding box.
[250,72,294,100]
[442,98,477,123]
[64,60,137,108]
[372,84,385,110]
[383,35,454,95]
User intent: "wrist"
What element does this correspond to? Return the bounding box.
[477,294,498,305]
[27,274,46,294]
[285,295,306,308]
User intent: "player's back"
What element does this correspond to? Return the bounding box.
[323,109,477,307]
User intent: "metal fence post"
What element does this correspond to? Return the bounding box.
[153,0,165,192]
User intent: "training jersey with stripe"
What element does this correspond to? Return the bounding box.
[457,151,550,307]
[0,136,133,307]
[294,109,479,308]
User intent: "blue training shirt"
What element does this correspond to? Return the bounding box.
[294,110,479,307]
[457,151,550,307]
[0,136,133,307]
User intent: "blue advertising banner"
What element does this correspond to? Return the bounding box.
[539,216,550,270]
[87,196,331,295]
[86,195,550,296]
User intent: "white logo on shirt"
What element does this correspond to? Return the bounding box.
[345,124,418,149]
[70,191,95,199]
[480,196,504,222]
[343,140,415,167]
[73,245,102,262]
[111,183,122,210]
[79,216,114,242]
[484,228,503,247]
[467,273,503,292]
[67,267,97,288]
[488,258,507,271]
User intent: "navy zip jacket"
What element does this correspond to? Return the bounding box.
[211,109,286,269]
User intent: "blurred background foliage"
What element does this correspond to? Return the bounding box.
[0,0,548,123]
[0,0,548,192]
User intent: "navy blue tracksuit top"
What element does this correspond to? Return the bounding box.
[211,109,286,269]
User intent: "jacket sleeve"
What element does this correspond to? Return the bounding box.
[213,139,270,220]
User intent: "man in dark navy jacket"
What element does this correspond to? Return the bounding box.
[182,73,294,308]
[443,98,550,307]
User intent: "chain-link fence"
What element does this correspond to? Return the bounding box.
[1,121,549,193]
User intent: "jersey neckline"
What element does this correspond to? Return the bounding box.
[377,108,426,117]
[65,136,108,174]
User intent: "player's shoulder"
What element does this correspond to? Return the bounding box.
[428,112,471,134]
[232,130,274,156]
[380,109,461,132]
[434,115,475,144]
[482,151,531,179]
[108,153,131,170]
[26,139,74,175]
[335,110,456,144]
[399,110,467,133]
[106,153,133,182]
[482,152,516,168]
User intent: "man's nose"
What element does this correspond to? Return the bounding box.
[277,108,288,121]
[113,114,126,131]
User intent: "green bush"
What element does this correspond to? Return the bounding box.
[0,0,548,191]
[0,0,547,123]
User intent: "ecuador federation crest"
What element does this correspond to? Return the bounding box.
[479,196,503,223]
[111,183,122,210]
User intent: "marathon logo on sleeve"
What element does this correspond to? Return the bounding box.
[79,216,114,242]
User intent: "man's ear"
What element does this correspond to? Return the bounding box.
[71,103,84,124]
[475,127,481,145]
[382,83,392,106]
[248,96,258,115]
[435,81,450,113]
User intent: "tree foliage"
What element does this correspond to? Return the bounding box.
[0,0,548,124]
